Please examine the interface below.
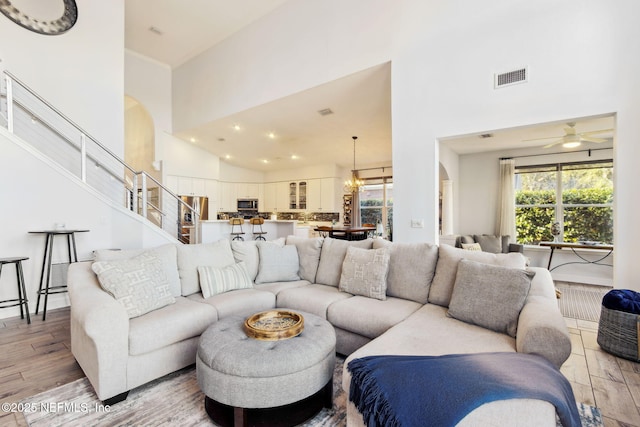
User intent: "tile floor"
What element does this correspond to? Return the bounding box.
[561,284,640,426]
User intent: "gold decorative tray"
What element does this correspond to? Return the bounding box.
[244,310,304,341]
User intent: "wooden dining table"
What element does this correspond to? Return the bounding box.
[314,226,376,241]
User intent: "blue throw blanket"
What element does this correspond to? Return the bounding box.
[602,289,640,314]
[348,352,581,427]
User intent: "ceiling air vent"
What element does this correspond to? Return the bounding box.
[494,67,527,89]
[318,108,334,116]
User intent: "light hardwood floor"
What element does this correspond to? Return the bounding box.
[1,300,639,427]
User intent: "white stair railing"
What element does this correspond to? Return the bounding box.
[0,70,199,243]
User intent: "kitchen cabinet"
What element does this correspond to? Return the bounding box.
[276,182,290,211]
[218,182,237,212]
[263,183,277,212]
[306,178,340,211]
[320,177,341,211]
[306,179,322,211]
[176,176,206,196]
[236,183,261,199]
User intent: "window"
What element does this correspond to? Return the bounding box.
[360,178,393,237]
[515,160,613,244]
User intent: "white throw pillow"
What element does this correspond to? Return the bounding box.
[176,240,236,296]
[198,261,254,298]
[92,252,175,318]
[94,244,181,297]
[461,242,482,251]
[255,241,300,284]
[339,246,390,301]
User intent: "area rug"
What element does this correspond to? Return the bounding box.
[556,284,610,322]
[21,357,602,427]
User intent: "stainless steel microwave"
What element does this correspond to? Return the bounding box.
[237,198,258,211]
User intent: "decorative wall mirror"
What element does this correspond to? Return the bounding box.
[0,0,78,35]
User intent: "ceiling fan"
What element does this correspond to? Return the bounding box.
[524,122,613,149]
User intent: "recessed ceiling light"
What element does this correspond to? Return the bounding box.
[268,132,276,139]
[318,108,334,116]
[189,137,197,143]
[233,124,241,131]
[225,154,231,159]
[217,138,226,142]
[291,155,298,160]
[262,159,269,164]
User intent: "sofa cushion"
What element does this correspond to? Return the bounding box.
[92,252,176,319]
[339,246,390,301]
[94,244,181,297]
[428,244,527,307]
[255,241,300,284]
[128,296,218,356]
[231,238,285,282]
[473,234,503,253]
[328,296,421,339]
[315,238,374,287]
[198,261,253,298]
[230,240,259,281]
[254,280,310,296]
[448,259,534,338]
[177,240,236,296]
[188,288,276,319]
[285,236,324,282]
[373,240,438,304]
[277,284,353,319]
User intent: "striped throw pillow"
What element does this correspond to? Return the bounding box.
[198,261,253,298]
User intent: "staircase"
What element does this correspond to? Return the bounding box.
[0,70,199,243]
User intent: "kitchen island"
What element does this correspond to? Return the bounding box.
[198,220,297,243]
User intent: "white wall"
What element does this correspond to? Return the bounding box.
[0,130,175,318]
[124,50,173,165]
[0,0,124,154]
[161,133,220,179]
[172,0,640,289]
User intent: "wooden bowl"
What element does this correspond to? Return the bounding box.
[244,310,304,341]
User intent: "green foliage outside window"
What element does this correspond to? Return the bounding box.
[515,187,613,244]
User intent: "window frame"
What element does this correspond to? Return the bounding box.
[514,159,613,244]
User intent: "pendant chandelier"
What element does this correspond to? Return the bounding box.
[344,136,364,193]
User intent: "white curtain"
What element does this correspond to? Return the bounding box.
[352,190,362,227]
[441,180,454,236]
[496,158,516,240]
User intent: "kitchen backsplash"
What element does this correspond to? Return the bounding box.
[217,212,340,222]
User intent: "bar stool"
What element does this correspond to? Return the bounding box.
[0,257,31,324]
[250,217,267,240]
[229,218,245,241]
[29,229,89,320]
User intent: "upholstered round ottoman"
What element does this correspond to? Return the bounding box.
[196,310,336,427]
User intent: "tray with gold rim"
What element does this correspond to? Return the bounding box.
[244,310,304,341]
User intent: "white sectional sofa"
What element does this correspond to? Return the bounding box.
[68,235,571,425]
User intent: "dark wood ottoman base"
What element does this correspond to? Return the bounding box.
[204,378,333,427]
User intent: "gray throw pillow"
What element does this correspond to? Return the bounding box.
[92,252,175,318]
[447,259,534,337]
[372,239,438,304]
[285,236,324,283]
[428,244,527,307]
[316,237,374,287]
[339,246,390,301]
[473,235,503,253]
[255,241,300,284]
